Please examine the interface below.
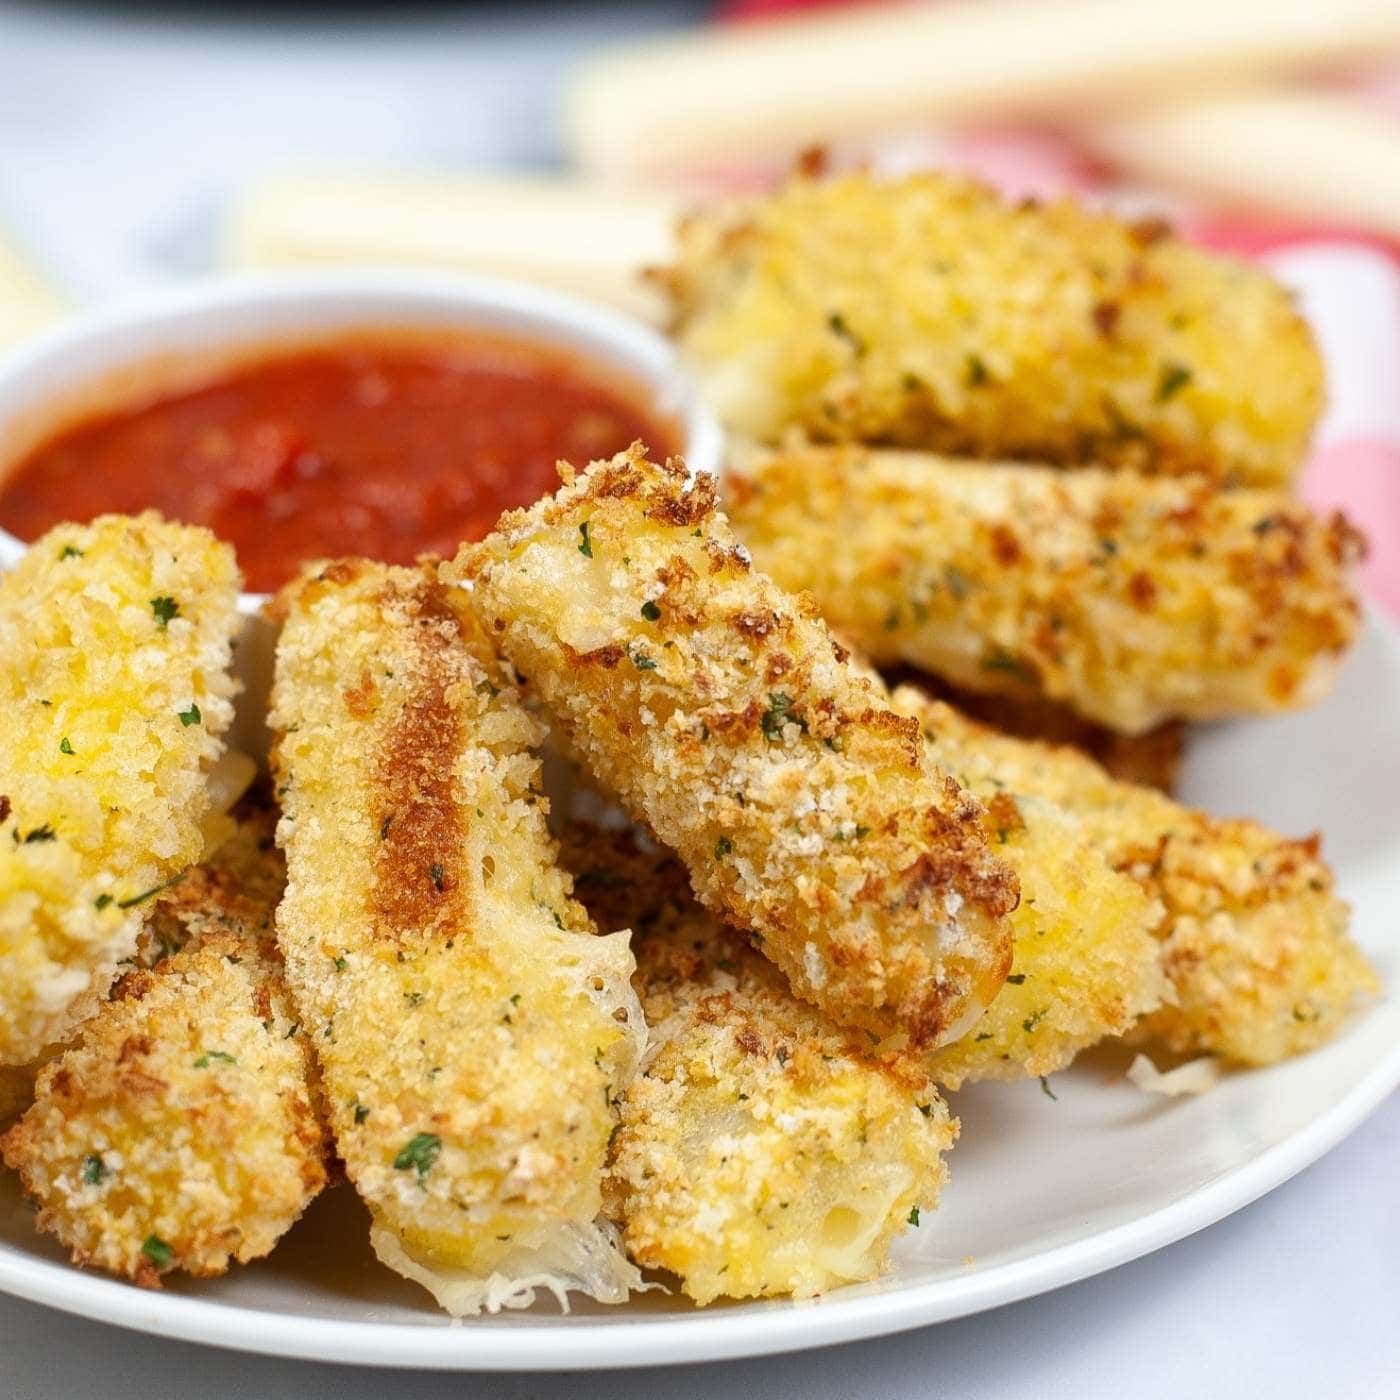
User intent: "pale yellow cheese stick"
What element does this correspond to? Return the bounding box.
[1084,91,1400,239]
[225,174,681,322]
[566,0,1400,177]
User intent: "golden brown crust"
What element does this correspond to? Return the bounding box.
[727,446,1362,734]
[667,170,1324,487]
[369,580,470,943]
[455,446,1017,1049]
[560,824,954,1304]
[0,513,242,1062]
[270,560,642,1295]
[893,687,1379,1066]
[0,812,326,1285]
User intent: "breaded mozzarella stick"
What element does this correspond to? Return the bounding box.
[0,514,241,1063]
[1,811,327,1284]
[924,791,1166,1090]
[663,170,1323,488]
[456,447,1017,1050]
[561,825,955,1305]
[894,689,1378,1066]
[727,446,1363,735]
[271,560,644,1315]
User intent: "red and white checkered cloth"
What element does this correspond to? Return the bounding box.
[712,0,1400,616]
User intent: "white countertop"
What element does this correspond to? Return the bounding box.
[0,3,1395,1394]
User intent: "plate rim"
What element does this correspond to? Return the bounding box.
[1,1037,1395,1371]
[1,609,1397,1371]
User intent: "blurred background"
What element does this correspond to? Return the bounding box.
[1,0,1398,600]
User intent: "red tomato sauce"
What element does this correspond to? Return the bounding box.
[0,332,678,592]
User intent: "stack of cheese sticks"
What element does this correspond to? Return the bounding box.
[0,173,1380,1313]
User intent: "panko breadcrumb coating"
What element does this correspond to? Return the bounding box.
[271,560,644,1315]
[560,825,954,1305]
[0,810,327,1285]
[664,170,1324,487]
[894,689,1378,1066]
[0,513,241,1063]
[908,677,1184,793]
[455,446,1017,1050]
[727,446,1362,734]
[925,791,1167,1090]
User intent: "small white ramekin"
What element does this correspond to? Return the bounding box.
[0,268,724,591]
[0,269,722,754]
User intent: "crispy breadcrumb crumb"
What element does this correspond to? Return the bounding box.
[561,824,954,1304]
[727,446,1362,734]
[0,513,241,1063]
[925,791,1167,1090]
[894,689,1378,1066]
[0,810,326,1285]
[665,170,1323,487]
[454,446,1017,1050]
[271,560,643,1314]
[905,679,1184,794]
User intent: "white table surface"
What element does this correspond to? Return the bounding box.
[0,3,1395,1395]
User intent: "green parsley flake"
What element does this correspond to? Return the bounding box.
[177,704,201,727]
[640,600,662,621]
[150,596,180,629]
[981,648,1033,680]
[715,836,733,857]
[907,1206,921,1227]
[577,520,594,557]
[1156,361,1193,402]
[193,1050,236,1068]
[59,737,74,755]
[1039,1075,1058,1101]
[827,310,865,354]
[761,692,806,741]
[141,1235,174,1270]
[394,1132,442,1184]
[60,545,83,560]
[94,894,113,910]
[944,565,972,600]
[117,871,186,909]
[81,1154,107,1185]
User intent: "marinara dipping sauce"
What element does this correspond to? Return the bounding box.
[0,330,680,592]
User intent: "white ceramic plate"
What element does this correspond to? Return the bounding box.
[1,607,1396,1371]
